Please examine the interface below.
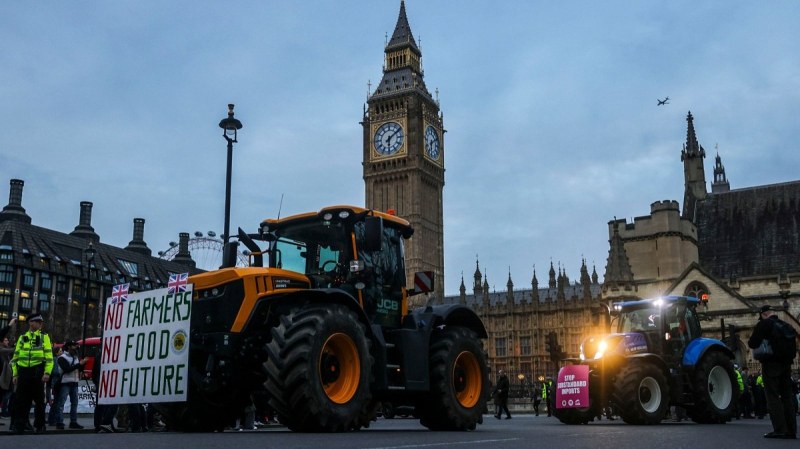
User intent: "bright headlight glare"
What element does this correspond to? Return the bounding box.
[594,340,609,359]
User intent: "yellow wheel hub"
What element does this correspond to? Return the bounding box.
[319,333,360,404]
[453,351,481,408]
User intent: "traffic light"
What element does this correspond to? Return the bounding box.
[544,332,553,354]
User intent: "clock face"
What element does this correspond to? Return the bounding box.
[373,122,404,156]
[425,125,440,160]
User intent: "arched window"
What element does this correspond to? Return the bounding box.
[684,281,708,300]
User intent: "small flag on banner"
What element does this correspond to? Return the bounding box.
[111,283,130,304]
[168,272,189,294]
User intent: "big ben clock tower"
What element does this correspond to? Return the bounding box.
[363,1,445,302]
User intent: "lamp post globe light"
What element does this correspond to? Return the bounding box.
[218,103,242,268]
[81,242,96,358]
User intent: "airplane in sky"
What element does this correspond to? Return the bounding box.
[657,97,670,106]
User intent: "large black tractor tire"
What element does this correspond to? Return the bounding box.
[686,351,738,424]
[417,326,487,431]
[610,361,670,425]
[263,304,373,432]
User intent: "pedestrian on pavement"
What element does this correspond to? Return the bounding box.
[739,367,754,418]
[493,370,511,419]
[748,305,798,439]
[54,340,87,430]
[0,319,17,420]
[532,384,542,416]
[46,345,63,426]
[92,355,117,433]
[10,312,53,434]
[544,378,554,417]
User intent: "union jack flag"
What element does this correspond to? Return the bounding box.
[168,272,189,294]
[111,283,130,304]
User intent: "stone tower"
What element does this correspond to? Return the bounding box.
[362,1,445,300]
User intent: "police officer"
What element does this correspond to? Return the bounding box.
[10,313,53,434]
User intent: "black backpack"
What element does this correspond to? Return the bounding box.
[771,319,798,362]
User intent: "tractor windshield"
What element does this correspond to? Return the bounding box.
[618,307,662,333]
[270,219,348,280]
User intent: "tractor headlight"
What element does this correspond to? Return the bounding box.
[594,340,608,359]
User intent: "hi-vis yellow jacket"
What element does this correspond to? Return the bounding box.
[11,329,53,376]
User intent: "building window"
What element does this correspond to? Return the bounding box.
[38,292,50,312]
[22,269,34,287]
[118,259,138,276]
[520,336,531,356]
[20,291,32,311]
[0,288,11,308]
[684,281,709,301]
[40,272,52,291]
[495,337,507,357]
[0,264,13,284]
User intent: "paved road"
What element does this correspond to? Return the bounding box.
[2,414,793,449]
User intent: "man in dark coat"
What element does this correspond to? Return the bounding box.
[748,305,797,439]
[493,370,511,419]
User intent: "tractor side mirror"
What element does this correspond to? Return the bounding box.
[364,216,383,252]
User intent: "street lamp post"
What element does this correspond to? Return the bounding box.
[81,242,96,358]
[218,104,243,268]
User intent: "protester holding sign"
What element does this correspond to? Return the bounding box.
[54,340,88,429]
[748,305,798,439]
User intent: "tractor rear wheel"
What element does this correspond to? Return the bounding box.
[417,326,487,431]
[611,361,669,424]
[263,304,373,432]
[686,351,738,423]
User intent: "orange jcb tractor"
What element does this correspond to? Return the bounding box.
[162,206,488,432]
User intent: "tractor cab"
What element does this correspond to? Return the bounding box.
[259,206,411,328]
[614,296,703,363]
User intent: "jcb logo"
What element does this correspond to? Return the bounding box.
[377,298,399,311]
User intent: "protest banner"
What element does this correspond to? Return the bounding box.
[97,278,192,405]
[555,364,590,409]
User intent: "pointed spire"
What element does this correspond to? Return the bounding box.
[591,263,599,284]
[507,267,513,290]
[580,258,591,286]
[531,266,540,302]
[549,261,556,288]
[683,111,703,158]
[386,1,420,54]
[711,144,730,193]
[603,220,634,289]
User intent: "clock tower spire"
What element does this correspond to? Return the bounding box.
[363,1,445,303]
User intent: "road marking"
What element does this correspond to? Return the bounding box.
[364,438,520,449]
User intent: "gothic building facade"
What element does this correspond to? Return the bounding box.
[0,179,201,342]
[441,260,606,382]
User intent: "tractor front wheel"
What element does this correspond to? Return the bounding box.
[263,304,373,432]
[611,361,669,425]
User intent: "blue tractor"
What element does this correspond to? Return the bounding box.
[554,296,739,425]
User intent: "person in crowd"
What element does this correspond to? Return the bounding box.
[0,319,17,421]
[531,383,542,416]
[544,378,554,417]
[10,313,53,434]
[739,366,754,418]
[92,354,117,433]
[748,305,798,439]
[752,372,767,418]
[493,370,511,419]
[47,346,63,426]
[54,340,87,430]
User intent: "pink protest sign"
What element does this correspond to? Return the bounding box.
[555,365,590,409]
